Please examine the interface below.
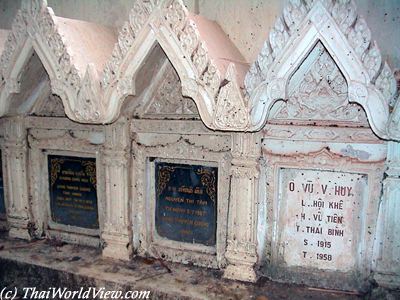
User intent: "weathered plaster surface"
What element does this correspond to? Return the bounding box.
[0,0,398,293]
[0,237,374,299]
[0,0,397,138]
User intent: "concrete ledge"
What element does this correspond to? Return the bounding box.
[0,236,374,299]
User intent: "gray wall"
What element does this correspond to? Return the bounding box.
[0,0,399,69]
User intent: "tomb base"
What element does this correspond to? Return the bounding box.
[374,273,400,290]
[7,217,31,240]
[8,227,31,241]
[223,263,258,282]
[224,241,258,282]
[0,236,382,300]
[102,233,131,261]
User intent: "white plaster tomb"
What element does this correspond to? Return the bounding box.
[0,0,398,293]
[279,168,367,271]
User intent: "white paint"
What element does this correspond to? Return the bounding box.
[0,0,398,291]
[279,168,367,271]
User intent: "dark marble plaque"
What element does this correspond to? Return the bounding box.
[155,162,217,246]
[48,155,98,229]
[0,150,5,215]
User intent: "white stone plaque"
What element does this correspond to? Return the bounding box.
[279,168,368,271]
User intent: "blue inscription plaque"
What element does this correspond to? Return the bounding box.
[0,150,5,216]
[48,155,98,229]
[155,162,217,246]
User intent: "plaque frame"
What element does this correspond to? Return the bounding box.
[46,153,99,232]
[151,159,218,246]
[27,125,105,247]
[153,161,218,246]
[44,150,101,244]
[260,143,385,290]
[132,134,231,268]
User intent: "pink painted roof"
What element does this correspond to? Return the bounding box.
[189,14,248,87]
[54,16,117,76]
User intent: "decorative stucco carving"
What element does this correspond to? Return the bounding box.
[101,119,131,260]
[26,122,105,247]
[374,173,400,288]
[0,0,248,131]
[263,124,381,144]
[143,66,200,119]
[224,133,260,282]
[101,0,162,89]
[271,42,368,125]
[131,133,231,268]
[99,0,229,127]
[0,11,28,83]
[0,0,103,122]
[102,0,251,130]
[376,63,398,107]
[245,0,398,139]
[32,94,66,117]
[214,64,249,130]
[388,95,400,139]
[0,0,398,136]
[131,119,222,135]
[3,117,31,240]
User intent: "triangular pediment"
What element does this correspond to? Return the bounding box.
[0,44,65,118]
[142,63,199,119]
[119,42,200,120]
[244,0,398,139]
[0,0,116,122]
[1,0,398,138]
[30,94,66,117]
[103,0,247,128]
[4,50,53,116]
[0,0,247,130]
[270,41,368,127]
